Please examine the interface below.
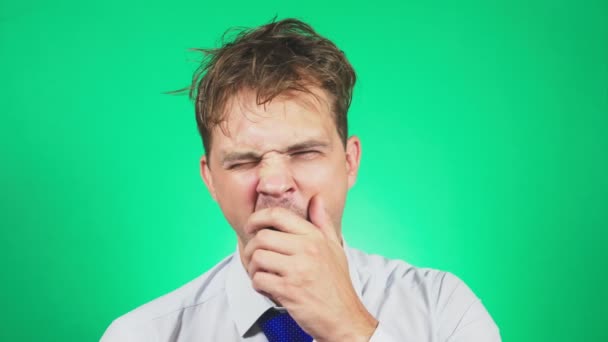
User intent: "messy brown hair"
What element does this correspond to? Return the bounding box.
[173,18,357,155]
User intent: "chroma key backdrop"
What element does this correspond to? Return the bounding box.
[1,0,606,341]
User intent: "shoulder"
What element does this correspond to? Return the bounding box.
[100,254,234,342]
[347,246,481,312]
[347,246,460,289]
[348,247,501,341]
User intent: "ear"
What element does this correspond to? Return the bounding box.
[345,136,362,189]
[200,155,217,201]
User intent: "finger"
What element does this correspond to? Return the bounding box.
[251,271,286,300]
[244,207,312,236]
[248,249,290,278]
[243,228,302,265]
[308,195,340,243]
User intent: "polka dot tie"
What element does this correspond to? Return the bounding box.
[259,309,312,342]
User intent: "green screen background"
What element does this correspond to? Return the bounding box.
[1,0,606,341]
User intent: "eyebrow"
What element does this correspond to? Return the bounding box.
[220,139,330,166]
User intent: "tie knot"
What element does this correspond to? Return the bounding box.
[259,309,312,342]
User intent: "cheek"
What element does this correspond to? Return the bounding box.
[293,157,348,186]
[295,165,341,187]
[293,158,349,198]
[215,172,259,227]
[293,162,348,229]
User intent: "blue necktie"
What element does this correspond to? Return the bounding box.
[259,309,313,342]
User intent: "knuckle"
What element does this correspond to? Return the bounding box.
[251,249,264,264]
[312,229,324,240]
[256,229,270,242]
[305,242,319,256]
[251,272,264,290]
[245,240,258,255]
[275,277,288,295]
[293,259,308,276]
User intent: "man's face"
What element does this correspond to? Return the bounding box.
[199,87,361,246]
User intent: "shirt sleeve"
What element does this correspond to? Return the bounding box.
[99,318,152,342]
[368,320,403,341]
[99,320,130,342]
[434,272,502,342]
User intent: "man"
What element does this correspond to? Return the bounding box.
[101,18,501,341]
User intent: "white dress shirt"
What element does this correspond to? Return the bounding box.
[100,241,501,341]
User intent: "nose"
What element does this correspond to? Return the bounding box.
[256,156,296,197]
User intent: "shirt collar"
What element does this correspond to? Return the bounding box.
[225,237,363,337]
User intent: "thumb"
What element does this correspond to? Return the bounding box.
[309,195,339,242]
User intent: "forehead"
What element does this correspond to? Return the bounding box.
[211,88,337,155]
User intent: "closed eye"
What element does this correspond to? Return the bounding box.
[291,150,321,159]
[226,160,259,170]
